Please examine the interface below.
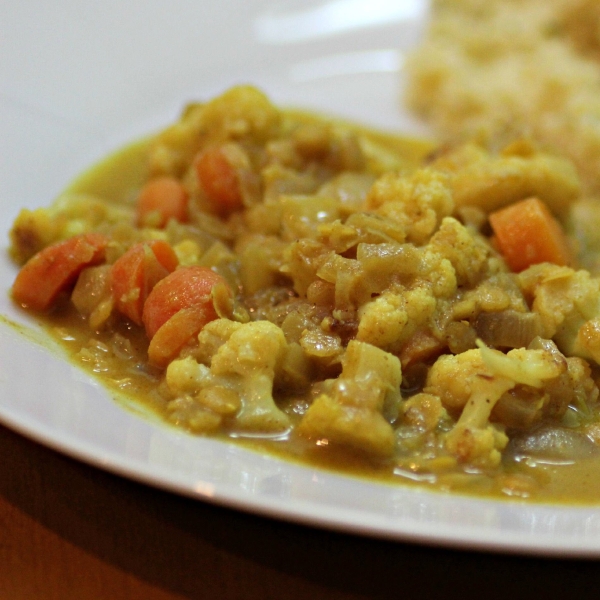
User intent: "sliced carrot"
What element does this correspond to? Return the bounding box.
[142,265,227,340]
[195,146,243,215]
[110,240,178,325]
[489,196,572,273]
[12,232,109,311]
[147,304,214,368]
[136,176,188,228]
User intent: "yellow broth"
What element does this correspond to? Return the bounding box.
[31,303,600,505]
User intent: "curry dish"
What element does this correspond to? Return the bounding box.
[10,85,600,503]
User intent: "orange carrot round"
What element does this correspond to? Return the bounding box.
[142,265,226,339]
[489,196,572,273]
[147,304,214,368]
[136,176,188,228]
[110,240,178,325]
[195,146,243,215]
[12,232,109,311]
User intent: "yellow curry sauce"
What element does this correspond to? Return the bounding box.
[10,85,600,504]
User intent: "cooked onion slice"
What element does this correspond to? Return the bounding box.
[474,310,543,349]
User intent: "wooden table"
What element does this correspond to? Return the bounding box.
[0,423,597,600]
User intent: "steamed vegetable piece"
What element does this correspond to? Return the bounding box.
[142,265,227,338]
[518,263,600,365]
[425,342,568,468]
[12,233,109,311]
[136,176,189,228]
[143,265,231,367]
[430,142,581,218]
[194,145,244,215]
[110,240,179,325]
[298,340,402,457]
[489,196,573,272]
[166,319,291,433]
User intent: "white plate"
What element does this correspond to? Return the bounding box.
[3,0,600,559]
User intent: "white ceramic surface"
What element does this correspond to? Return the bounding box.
[2,0,600,558]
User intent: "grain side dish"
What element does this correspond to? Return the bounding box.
[405,0,600,195]
[10,85,600,502]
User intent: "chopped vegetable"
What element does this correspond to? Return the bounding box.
[148,304,215,368]
[136,176,188,228]
[12,232,109,311]
[298,340,402,457]
[166,320,291,432]
[110,240,178,325]
[489,196,572,272]
[142,266,230,366]
[195,146,243,215]
[143,265,226,338]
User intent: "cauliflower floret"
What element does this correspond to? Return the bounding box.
[149,85,281,177]
[357,287,436,352]
[425,349,512,416]
[430,142,580,218]
[365,168,454,246]
[9,194,132,264]
[425,343,566,468]
[577,318,600,365]
[195,318,245,363]
[298,340,402,457]
[357,292,409,348]
[427,216,490,287]
[477,341,567,388]
[401,392,446,433]
[198,85,281,143]
[445,424,509,471]
[166,319,290,433]
[316,239,457,325]
[518,263,600,363]
[416,248,457,298]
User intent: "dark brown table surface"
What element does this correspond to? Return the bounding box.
[0,422,598,600]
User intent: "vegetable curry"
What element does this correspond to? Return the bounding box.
[10,85,600,503]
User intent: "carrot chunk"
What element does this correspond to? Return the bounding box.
[136,176,188,228]
[195,146,243,215]
[12,233,109,311]
[142,265,225,338]
[489,196,572,272]
[142,266,229,366]
[147,305,214,368]
[110,240,178,325]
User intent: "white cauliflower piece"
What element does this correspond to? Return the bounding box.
[365,168,454,245]
[298,340,402,457]
[430,142,580,218]
[426,349,512,417]
[195,318,247,364]
[357,287,436,353]
[166,319,291,434]
[149,85,281,176]
[425,344,565,469]
[316,236,457,318]
[428,216,490,287]
[9,193,132,264]
[518,263,600,363]
[357,292,409,348]
[167,357,212,393]
[476,340,566,388]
